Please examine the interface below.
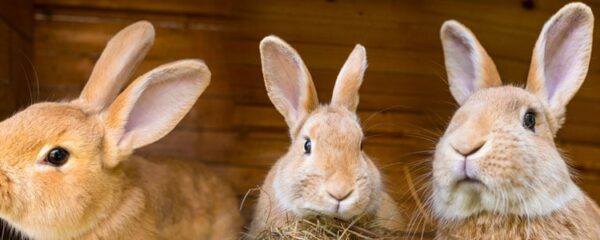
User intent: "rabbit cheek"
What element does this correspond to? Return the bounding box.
[482,129,529,188]
[432,136,487,218]
[339,177,372,219]
[432,139,464,187]
[289,174,323,216]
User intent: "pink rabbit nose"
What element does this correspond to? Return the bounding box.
[327,188,354,202]
[452,141,485,157]
[326,171,354,201]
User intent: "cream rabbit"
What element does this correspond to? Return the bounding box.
[432,2,600,239]
[248,36,403,236]
[0,21,242,239]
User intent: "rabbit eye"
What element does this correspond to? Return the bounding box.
[304,138,311,155]
[523,111,536,132]
[46,147,69,166]
[360,140,364,150]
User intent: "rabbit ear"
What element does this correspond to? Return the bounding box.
[78,21,155,112]
[526,3,593,127]
[440,20,502,105]
[331,44,366,112]
[260,36,319,131]
[102,60,210,167]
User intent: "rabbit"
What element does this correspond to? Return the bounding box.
[0,21,242,239]
[248,36,403,236]
[432,2,600,239]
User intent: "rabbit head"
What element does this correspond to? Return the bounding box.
[260,36,383,220]
[432,3,594,221]
[0,21,210,238]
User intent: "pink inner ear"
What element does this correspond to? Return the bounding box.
[447,32,476,93]
[124,77,195,142]
[264,46,305,119]
[275,55,301,114]
[543,13,588,101]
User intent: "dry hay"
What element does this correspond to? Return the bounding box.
[250,215,433,240]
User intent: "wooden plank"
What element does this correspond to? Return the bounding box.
[8,36,30,109]
[558,124,600,146]
[0,19,31,122]
[577,171,600,203]
[35,0,235,16]
[34,1,600,60]
[561,142,600,172]
[31,1,600,60]
[0,0,33,38]
[0,21,11,84]
[34,15,230,60]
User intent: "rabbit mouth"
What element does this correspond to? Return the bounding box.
[455,176,487,188]
[298,201,365,220]
[456,176,483,186]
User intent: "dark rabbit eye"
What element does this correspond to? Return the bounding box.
[360,140,364,150]
[46,147,70,166]
[523,110,536,132]
[304,139,312,155]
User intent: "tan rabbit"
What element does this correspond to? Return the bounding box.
[0,21,242,239]
[432,2,600,239]
[248,36,403,236]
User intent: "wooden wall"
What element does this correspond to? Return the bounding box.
[31,0,600,227]
[0,0,32,118]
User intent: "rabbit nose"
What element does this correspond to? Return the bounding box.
[452,141,485,157]
[325,172,354,202]
[327,188,354,202]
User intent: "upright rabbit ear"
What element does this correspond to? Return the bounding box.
[331,44,366,112]
[78,21,155,112]
[440,20,502,105]
[526,3,594,128]
[260,36,319,132]
[102,60,210,167]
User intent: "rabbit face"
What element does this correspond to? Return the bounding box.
[432,87,575,219]
[259,36,388,221]
[273,106,382,220]
[0,21,211,239]
[433,3,593,220]
[0,102,115,235]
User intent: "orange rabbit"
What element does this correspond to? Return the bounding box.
[432,3,600,239]
[248,36,403,236]
[0,21,242,239]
